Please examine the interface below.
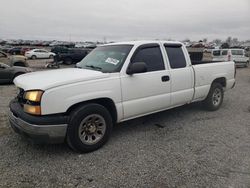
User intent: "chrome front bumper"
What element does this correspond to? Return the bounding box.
[9,111,67,144]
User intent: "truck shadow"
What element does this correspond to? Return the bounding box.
[112,102,203,138]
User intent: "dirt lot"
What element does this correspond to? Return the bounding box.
[0,66,250,187]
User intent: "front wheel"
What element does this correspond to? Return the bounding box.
[202,83,224,111]
[67,103,113,153]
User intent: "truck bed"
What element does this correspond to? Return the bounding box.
[192,61,235,101]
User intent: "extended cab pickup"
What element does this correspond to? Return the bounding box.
[9,41,236,152]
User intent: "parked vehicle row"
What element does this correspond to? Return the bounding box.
[1,45,91,63]
[9,41,236,153]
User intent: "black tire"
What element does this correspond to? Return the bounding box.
[202,83,224,111]
[13,62,25,67]
[49,55,54,59]
[67,103,113,153]
[31,55,36,60]
[64,57,72,65]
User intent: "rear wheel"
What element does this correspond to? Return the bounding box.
[67,103,113,153]
[49,55,54,59]
[203,83,224,111]
[31,55,36,60]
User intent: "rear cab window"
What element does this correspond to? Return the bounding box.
[164,44,187,69]
[221,50,228,56]
[212,50,221,56]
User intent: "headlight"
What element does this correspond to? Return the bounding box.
[24,90,43,102]
[23,90,43,115]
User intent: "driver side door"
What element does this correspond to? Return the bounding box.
[120,44,171,120]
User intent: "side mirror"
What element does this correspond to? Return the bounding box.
[126,62,147,75]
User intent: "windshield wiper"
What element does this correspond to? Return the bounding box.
[85,65,102,70]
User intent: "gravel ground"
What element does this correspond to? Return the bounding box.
[0,66,250,187]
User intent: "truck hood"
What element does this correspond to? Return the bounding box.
[14,68,110,91]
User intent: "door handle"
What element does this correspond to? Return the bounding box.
[161,75,170,82]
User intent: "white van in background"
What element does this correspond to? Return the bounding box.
[212,49,249,67]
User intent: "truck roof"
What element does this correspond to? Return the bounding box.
[103,40,183,46]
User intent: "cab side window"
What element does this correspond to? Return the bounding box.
[213,50,221,56]
[131,46,165,72]
[165,45,186,69]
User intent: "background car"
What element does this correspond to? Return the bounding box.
[25,49,55,59]
[7,47,22,55]
[0,45,12,53]
[0,51,28,67]
[0,51,10,64]
[20,47,35,55]
[55,48,89,64]
[51,46,69,54]
[0,63,32,84]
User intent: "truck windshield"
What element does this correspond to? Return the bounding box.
[77,45,133,73]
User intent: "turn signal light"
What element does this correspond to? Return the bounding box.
[24,104,41,115]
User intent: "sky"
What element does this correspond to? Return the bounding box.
[0,0,249,42]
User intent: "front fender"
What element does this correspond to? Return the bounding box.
[40,77,122,116]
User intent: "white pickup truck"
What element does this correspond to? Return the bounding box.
[9,41,236,152]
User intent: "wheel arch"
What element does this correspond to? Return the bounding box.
[66,98,117,123]
[212,77,226,88]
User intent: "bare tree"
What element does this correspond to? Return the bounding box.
[213,39,222,45]
[225,36,232,46]
[232,38,239,46]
